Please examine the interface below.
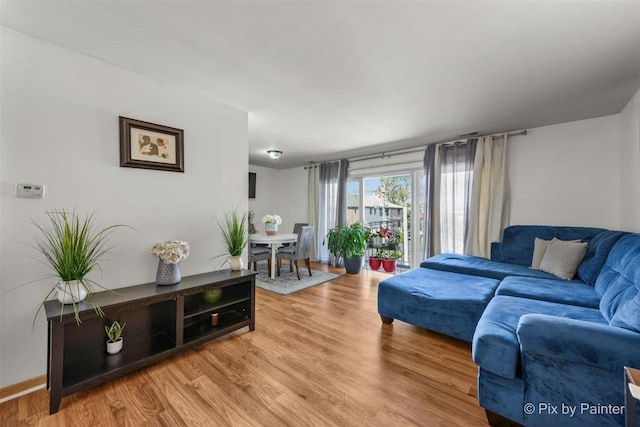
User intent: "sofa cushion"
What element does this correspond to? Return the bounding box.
[496,276,600,308]
[421,253,570,281]
[577,230,628,285]
[538,238,587,280]
[495,225,607,266]
[610,290,640,332]
[472,296,606,379]
[377,268,500,342]
[596,234,640,325]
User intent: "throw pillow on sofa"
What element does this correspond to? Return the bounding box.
[530,238,549,269]
[539,238,588,280]
[530,238,580,269]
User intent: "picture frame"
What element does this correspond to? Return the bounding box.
[119,116,184,172]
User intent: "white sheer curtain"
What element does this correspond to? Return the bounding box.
[307,166,320,261]
[317,162,340,263]
[465,135,510,258]
[438,140,476,254]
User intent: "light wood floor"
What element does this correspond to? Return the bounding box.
[0,263,488,426]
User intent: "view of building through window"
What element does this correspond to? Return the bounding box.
[347,175,413,266]
[347,165,468,268]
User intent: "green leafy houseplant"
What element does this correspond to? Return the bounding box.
[325,223,371,273]
[217,208,248,257]
[30,209,127,325]
[104,321,126,343]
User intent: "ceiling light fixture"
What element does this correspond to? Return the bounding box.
[267,149,283,160]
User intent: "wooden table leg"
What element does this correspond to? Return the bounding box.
[270,244,277,279]
[49,320,64,414]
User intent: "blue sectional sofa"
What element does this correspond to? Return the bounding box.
[377,225,640,426]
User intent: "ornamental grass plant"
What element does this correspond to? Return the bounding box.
[218,208,248,257]
[29,209,127,325]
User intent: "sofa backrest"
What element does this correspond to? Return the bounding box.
[596,234,640,332]
[493,225,608,266]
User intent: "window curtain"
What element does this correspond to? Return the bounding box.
[336,159,349,226]
[465,135,510,258]
[307,166,320,261]
[317,162,340,263]
[423,145,440,258]
[438,139,477,254]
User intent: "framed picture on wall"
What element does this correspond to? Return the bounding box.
[249,172,256,198]
[119,116,184,172]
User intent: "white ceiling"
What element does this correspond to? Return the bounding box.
[2,1,640,169]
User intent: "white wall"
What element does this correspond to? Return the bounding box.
[254,114,626,242]
[248,165,308,233]
[509,115,620,229]
[0,28,248,387]
[619,88,640,231]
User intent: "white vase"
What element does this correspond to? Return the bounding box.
[265,223,278,235]
[56,280,88,304]
[106,338,123,355]
[229,255,244,271]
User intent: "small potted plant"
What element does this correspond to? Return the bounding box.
[217,207,248,270]
[325,223,371,274]
[262,214,282,235]
[368,227,390,270]
[105,320,126,354]
[30,209,127,325]
[381,249,403,272]
[380,229,403,273]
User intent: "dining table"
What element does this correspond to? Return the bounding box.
[248,233,298,279]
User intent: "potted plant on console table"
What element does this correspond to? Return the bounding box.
[30,209,127,325]
[217,207,248,271]
[325,223,371,274]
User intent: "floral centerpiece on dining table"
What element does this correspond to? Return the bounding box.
[262,214,282,235]
[151,240,190,285]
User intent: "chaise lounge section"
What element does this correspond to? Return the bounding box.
[378,225,640,426]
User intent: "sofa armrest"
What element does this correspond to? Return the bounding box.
[517,314,640,371]
[490,241,502,262]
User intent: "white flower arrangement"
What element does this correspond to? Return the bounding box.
[151,240,190,264]
[261,214,282,225]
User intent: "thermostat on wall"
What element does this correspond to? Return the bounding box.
[16,183,45,199]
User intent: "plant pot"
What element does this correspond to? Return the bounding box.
[106,338,123,355]
[344,255,364,274]
[56,280,88,304]
[382,259,396,273]
[156,259,181,285]
[369,257,382,270]
[265,223,278,235]
[229,255,244,271]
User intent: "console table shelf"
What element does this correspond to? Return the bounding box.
[45,269,256,414]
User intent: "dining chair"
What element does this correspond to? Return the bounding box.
[248,244,272,277]
[276,226,314,280]
[281,222,308,249]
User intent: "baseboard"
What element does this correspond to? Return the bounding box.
[0,375,46,403]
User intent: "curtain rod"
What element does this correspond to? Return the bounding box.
[348,129,527,163]
[303,129,527,169]
[303,160,340,170]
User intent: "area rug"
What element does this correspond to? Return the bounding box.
[253,264,341,295]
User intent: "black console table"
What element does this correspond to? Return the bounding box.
[44,269,256,414]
